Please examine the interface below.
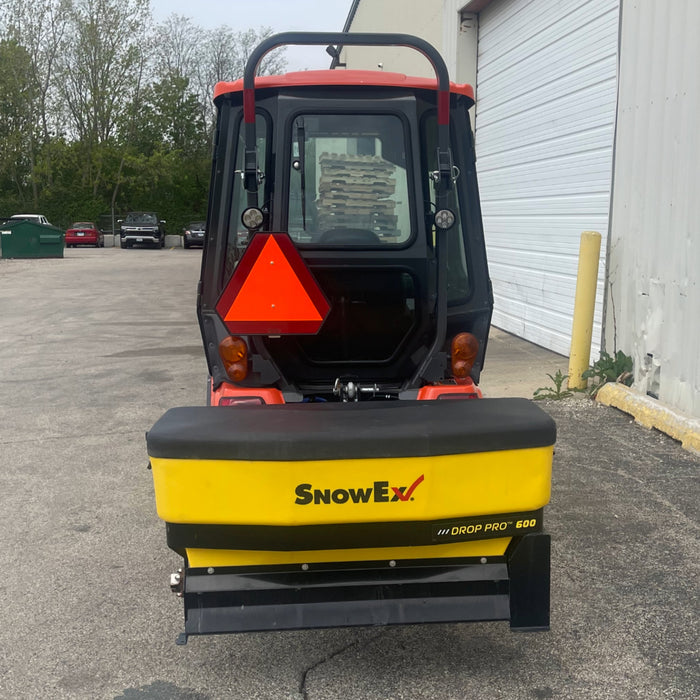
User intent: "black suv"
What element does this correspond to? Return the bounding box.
[119,212,166,248]
[183,221,206,249]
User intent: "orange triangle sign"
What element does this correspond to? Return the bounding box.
[226,236,321,322]
[215,233,330,335]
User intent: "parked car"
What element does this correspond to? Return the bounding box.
[183,221,206,249]
[65,221,104,248]
[118,212,166,248]
[10,214,52,226]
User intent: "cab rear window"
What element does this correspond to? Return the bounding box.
[288,113,412,247]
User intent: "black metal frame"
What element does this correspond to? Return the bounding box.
[174,534,550,643]
[241,33,454,212]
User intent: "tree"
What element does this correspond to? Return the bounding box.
[196,26,287,129]
[0,2,287,228]
[2,0,71,206]
[58,0,150,196]
[151,13,210,147]
[153,14,199,83]
[0,40,36,211]
[60,0,150,144]
[145,73,207,152]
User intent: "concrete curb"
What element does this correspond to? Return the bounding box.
[596,383,700,455]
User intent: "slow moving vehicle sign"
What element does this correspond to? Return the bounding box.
[215,232,330,335]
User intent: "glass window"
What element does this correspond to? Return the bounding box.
[124,213,157,224]
[224,113,268,280]
[421,113,469,303]
[288,114,411,246]
[294,268,417,362]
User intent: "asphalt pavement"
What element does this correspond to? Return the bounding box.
[0,247,697,699]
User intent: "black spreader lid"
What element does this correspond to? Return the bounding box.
[147,398,555,462]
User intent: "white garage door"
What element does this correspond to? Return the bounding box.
[475,0,619,357]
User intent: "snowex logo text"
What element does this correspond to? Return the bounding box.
[295,474,424,505]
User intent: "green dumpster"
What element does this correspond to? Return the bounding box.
[0,220,64,259]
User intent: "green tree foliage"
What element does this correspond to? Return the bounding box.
[145,73,206,153]
[1,0,71,210]
[61,0,149,144]
[0,1,287,233]
[0,40,37,212]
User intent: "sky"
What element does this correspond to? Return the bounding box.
[149,0,354,72]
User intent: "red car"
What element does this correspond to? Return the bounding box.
[65,221,104,248]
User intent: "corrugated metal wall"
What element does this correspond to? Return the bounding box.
[475,0,619,357]
[605,0,700,417]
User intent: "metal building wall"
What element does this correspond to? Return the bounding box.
[442,1,478,87]
[475,0,619,358]
[341,0,443,77]
[605,0,700,417]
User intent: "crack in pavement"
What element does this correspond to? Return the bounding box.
[298,629,387,699]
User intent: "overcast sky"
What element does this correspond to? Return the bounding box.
[150,0,354,71]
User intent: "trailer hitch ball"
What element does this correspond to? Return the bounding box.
[169,569,184,596]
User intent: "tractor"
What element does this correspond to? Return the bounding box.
[146,33,555,644]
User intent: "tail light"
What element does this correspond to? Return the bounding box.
[219,396,263,406]
[219,335,248,382]
[437,391,480,399]
[451,332,479,383]
[417,382,482,400]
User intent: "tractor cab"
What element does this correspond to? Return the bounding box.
[199,35,492,404]
[147,33,555,643]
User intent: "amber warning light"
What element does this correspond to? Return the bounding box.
[451,332,479,382]
[215,232,330,335]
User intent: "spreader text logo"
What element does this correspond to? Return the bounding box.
[295,474,424,505]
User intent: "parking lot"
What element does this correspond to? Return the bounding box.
[0,247,698,699]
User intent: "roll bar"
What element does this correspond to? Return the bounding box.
[241,32,454,210]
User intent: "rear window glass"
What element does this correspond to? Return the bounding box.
[124,213,158,224]
[421,112,470,304]
[288,114,411,247]
[224,113,269,281]
[272,268,417,363]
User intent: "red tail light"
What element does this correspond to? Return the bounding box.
[437,392,479,400]
[218,396,264,406]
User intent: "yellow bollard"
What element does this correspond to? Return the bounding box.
[568,231,602,390]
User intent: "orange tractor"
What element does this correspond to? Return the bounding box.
[147,33,555,644]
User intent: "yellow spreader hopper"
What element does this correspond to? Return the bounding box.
[148,398,555,642]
